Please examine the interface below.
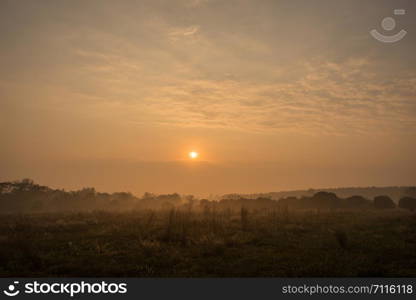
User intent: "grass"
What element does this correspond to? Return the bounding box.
[0,209,415,277]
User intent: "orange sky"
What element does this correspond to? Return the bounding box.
[1,0,415,196]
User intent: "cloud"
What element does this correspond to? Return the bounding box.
[168,25,200,41]
[2,0,414,139]
[62,36,416,137]
[130,56,415,136]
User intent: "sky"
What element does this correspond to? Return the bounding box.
[0,0,415,196]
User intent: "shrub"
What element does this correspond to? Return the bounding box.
[398,197,416,211]
[374,196,395,209]
[345,196,371,209]
[309,192,339,209]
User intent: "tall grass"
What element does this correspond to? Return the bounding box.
[0,209,415,277]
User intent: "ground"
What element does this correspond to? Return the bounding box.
[0,209,415,277]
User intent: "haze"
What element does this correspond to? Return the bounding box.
[1,0,415,196]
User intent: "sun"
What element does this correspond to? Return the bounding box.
[189,151,199,159]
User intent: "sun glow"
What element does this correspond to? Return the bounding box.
[189,151,199,159]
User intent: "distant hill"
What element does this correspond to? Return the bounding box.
[224,186,416,202]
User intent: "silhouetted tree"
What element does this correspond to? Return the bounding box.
[398,197,416,211]
[345,195,371,209]
[374,195,395,209]
[278,196,299,208]
[405,187,416,198]
[0,179,138,212]
[309,191,339,209]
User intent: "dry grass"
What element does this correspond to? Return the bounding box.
[0,209,415,277]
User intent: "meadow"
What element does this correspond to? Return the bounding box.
[1,208,416,277]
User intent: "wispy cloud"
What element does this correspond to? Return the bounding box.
[2,0,415,138]
[178,25,199,36]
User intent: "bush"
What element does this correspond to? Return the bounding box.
[309,192,339,209]
[345,196,371,209]
[398,197,416,211]
[374,196,395,209]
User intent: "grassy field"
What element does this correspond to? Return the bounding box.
[1,208,416,277]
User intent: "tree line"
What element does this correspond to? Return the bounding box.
[1,179,416,213]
